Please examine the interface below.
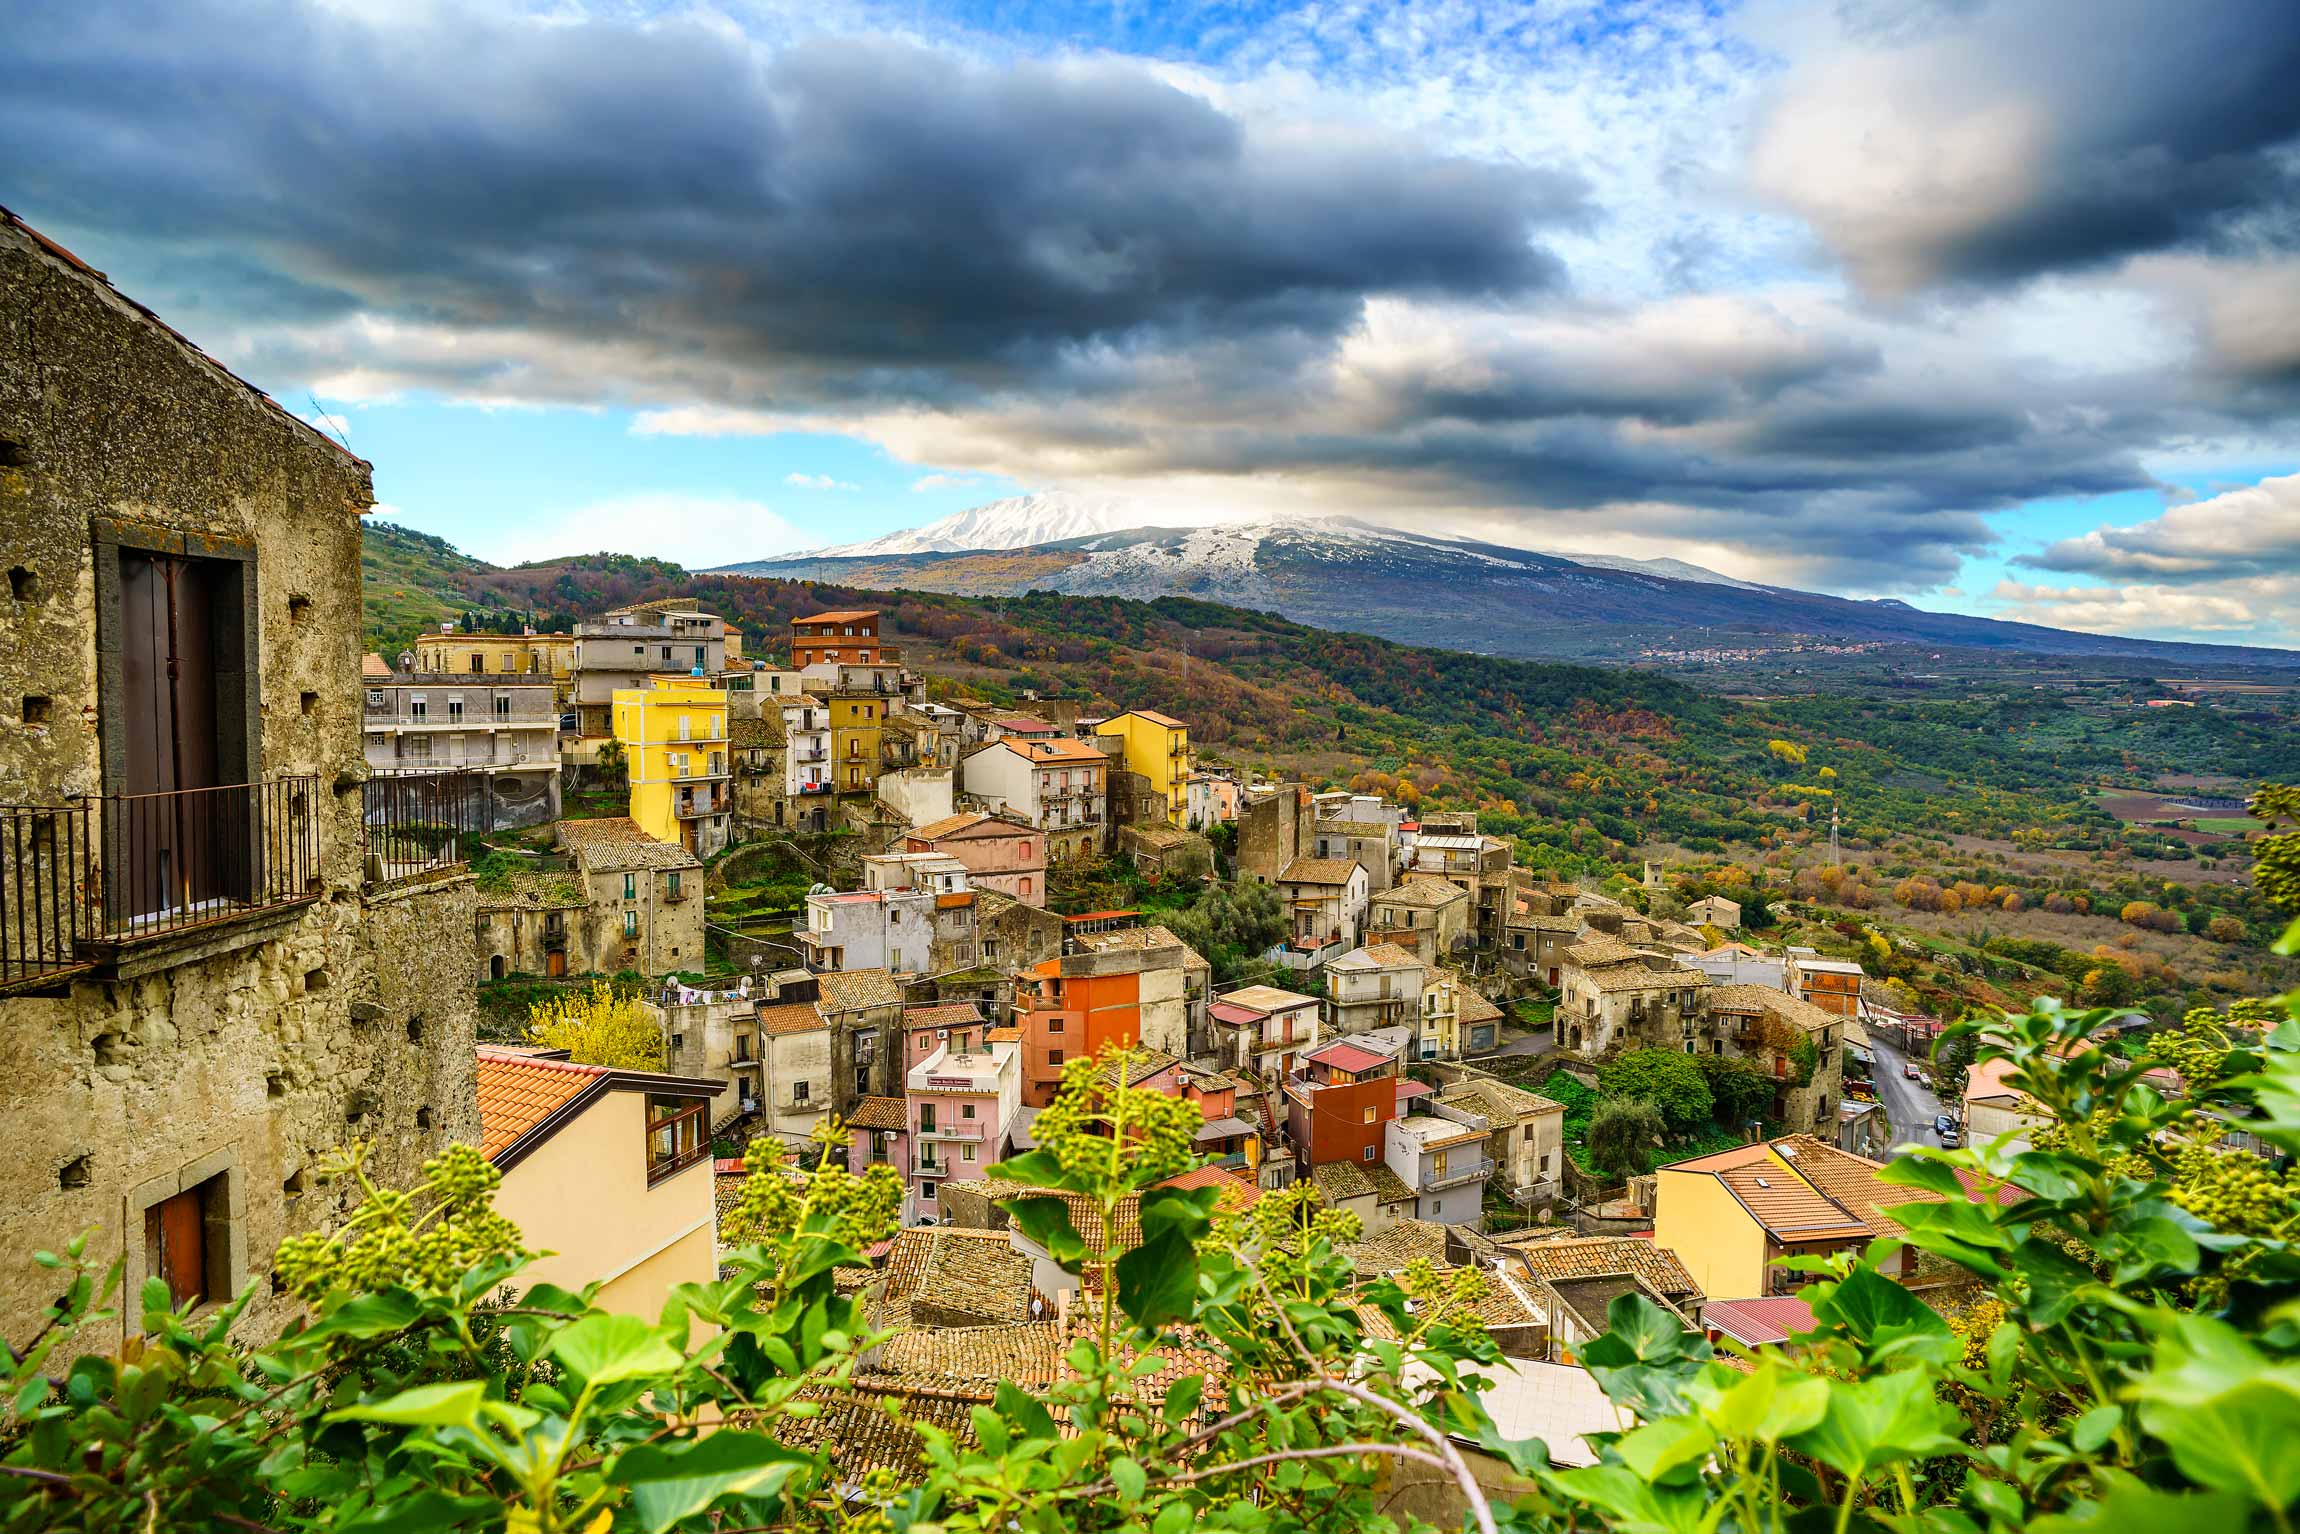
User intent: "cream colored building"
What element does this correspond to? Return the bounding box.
[477,1047,724,1314]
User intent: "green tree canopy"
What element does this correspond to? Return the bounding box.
[1597,1047,1715,1132]
[1587,1096,1666,1181]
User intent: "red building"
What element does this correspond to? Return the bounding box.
[1284,1037,1404,1168]
[790,609,881,669]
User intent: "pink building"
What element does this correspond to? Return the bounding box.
[906,1035,1022,1214]
[846,1095,914,1214]
[901,1000,990,1073]
[906,810,1049,907]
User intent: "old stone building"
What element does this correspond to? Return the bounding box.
[556,817,705,978]
[0,209,477,1345]
[473,868,591,982]
[1238,782,1314,884]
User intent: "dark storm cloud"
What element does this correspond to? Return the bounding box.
[0,0,1580,396]
[1753,0,2300,295]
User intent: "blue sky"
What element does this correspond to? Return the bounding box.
[7,0,2297,643]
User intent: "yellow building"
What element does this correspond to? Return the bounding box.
[413,630,577,698]
[1094,709,1192,824]
[612,676,733,857]
[1651,1134,1943,1300]
[477,1047,724,1315]
[828,691,887,794]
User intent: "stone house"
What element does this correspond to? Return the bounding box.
[1273,857,1368,971]
[1118,821,1213,881]
[751,1000,833,1148]
[1404,830,1516,946]
[905,810,1046,906]
[1430,1075,1565,1204]
[411,629,575,699]
[661,984,773,1132]
[1312,820,1397,894]
[1238,782,1314,884]
[814,968,907,1111]
[1382,1111,1495,1225]
[361,673,561,828]
[557,817,705,979]
[474,868,590,982]
[727,713,786,830]
[1786,950,1865,1017]
[1687,895,1742,929]
[797,883,980,977]
[874,765,954,829]
[844,1094,916,1219]
[1323,943,1427,1037]
[1367,875,1473,962]
[780,697,835,831]
[975,888,1065,973]
[0,208,476,1345]
[1702,984,1847,1135]
[1554,936,1707,1055]
[1011,944,1192,1105]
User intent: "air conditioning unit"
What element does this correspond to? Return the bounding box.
[937,1028,948,1041]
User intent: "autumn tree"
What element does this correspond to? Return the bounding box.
[529,980,664,1069]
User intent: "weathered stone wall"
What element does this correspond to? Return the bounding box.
[0,216,474,1347]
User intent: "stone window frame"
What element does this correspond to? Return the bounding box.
[90,518,261,800]
[124,1142,247,1328]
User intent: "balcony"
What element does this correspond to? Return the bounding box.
[1418,1157,1495,1193]
[914,1121,986,1141]
[1,777,324,991]
[362,770,487,888]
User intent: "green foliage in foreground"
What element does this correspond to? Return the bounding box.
[10,952,2300,1533]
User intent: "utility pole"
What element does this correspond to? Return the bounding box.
[1829,802,1840,866]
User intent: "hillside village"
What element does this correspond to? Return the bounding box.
[1,203,2286,1491]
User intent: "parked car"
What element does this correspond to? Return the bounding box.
[1934,1113,1961,1148]
[1904,1061,1925,1080]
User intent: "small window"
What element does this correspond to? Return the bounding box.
[962,1144,976,1163]
[1362,1145,1376,1162]
[645,1096,708,1184]
[623,910,638,937]
[495,695,511,718]
[410,696,427,719]
[920,1180,937,1201]
[1049,1049,1064,1066]
[794,1080,810,1103]
[1363,1106,1376,1124]
[1047,1018,1063,1034]
[623,873,637,901]
[961,1102,976,1119]
[667,871,683,898]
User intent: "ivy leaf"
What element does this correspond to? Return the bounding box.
[1115,1224,1199,1332]
[610,1434,807,1533]
[1813,1265,1957,1363]
[546,1313,683,1385]
[2027,1481,2254,1534]
[1547,1464,1707,1534]
[323,1380,486,1430]
[1581,1293,1707,1420]
[1690,1363,1828,1445]
[998,1380,1056,1442]
[1153,1497,1195,1534]
[2132,1315,2300,1508]
[2069,1405,2121,1453]
[1008,1195,1089,1269]
[1788,1370,1967,1481]
[1611,1415,1715,1481]
[298,1289,425,1343]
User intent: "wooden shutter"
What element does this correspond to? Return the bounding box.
[145,1187,206,1309]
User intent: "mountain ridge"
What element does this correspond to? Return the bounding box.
[721,515,2300,667]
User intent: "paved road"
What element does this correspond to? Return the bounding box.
[1469,1026,1556,1063]
[1866,1029,1948,1150]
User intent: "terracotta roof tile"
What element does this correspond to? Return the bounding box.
[868,1322,1064,1389]
[1279,856,1361,886]
[1310,1161,1376,1201]
[757,1001,827,1037]
[905,1002,986,1030]
[475,1048,608,1160]
[557,816,703,872]
[873,1227,1041,1331]
[1378,876,1471,909]
[816,968,905,1013]
[847,1095,910,1131]
[1494,1232,1702,1301]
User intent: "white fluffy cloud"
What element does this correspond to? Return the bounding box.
[783,472,858,491]
[2026,472,2300,581]
[480,493,806,570]
[1989,577,2297,644]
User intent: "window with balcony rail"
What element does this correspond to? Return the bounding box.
[645,1095,708,1185]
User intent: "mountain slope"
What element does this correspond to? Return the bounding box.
[720,517,2300,667]
[807,489,1245,557]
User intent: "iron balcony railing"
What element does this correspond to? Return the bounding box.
[1419,1157,1495,1193]
[361,769,488,888]
[1,776,323,989]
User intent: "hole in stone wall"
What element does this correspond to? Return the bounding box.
[287,593,312,623]
[283,1167,306,1196]
[22,696,50,726]
[7,566,33,602]
[271,1270,287,1295]
[406,1016,423,1044]
[305,967,329,992]
[416,1107,432,1130]
[92,1033,121,1065]
[266,1072,287,1099]
[0,440,22,468]
[59,1154,91,1190]
[300,691,318,715]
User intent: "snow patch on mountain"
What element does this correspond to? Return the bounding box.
[804,490,1247,558]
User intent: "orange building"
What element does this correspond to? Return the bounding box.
[1283,1038,1403,1168]
[790,609,882,669]
[1787,952,1864,1018]
[1013,958,1148,1106]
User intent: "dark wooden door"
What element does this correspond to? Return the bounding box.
[145,1187,206,1309]
[118,553,227,919]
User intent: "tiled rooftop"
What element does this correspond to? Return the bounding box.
[873,1227,1041,1331]
[557,816,704,872]
[1496,1232,1703,1302]
[475,1048,608,1160]
[847,1095,910,1132]
[815,968,905,1012]
[757,1001,827,1036]
[1278,856,1361,886]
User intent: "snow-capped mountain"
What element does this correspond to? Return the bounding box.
[717,510,2278,664]
[802,490,1247,558]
